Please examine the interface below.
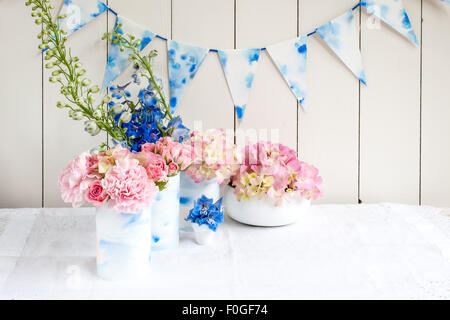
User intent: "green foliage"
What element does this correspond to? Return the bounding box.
[25,0,172,149]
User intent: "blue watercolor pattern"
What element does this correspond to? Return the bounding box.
[267,36,308,110]
[96,206,152,280]
[361,0,419,45]
[441,0,450,5]
[151,175,180,250]
[167,40,209,113]
[317,10,367,85]
[218,48,261,120]
[102,16,155,90]
[58,0,107,36]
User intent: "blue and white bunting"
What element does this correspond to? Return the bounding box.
[58,0,108,36]
[102,15,155,90]
[316,10,367,85]
[218,49,261,120]
[361,0,419,46]
[167,40,209,113]
[267,36,308,110]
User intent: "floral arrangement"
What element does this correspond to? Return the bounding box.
[231,142,323,205]
[25,0,189,152]
[185,195,224,231]
[137,137,194,187]
[59,142,193,213]
[185,129,242,184]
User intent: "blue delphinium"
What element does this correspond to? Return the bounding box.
[108,64,190,152]
[185,195,224,232]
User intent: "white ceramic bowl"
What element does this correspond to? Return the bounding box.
[223,186,311,227]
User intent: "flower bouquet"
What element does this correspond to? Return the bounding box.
[179,129,242,229]
[138,138,193,250]
[224,142,323,227]
[26,0,192,279]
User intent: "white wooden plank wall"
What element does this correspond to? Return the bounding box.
[1,0,449,208]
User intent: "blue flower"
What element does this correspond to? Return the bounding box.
[110,83,131,100]
[185,195,224,232]
[167,116,190,142]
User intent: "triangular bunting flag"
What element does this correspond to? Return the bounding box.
[267,36,308,110]
[58,0,108,36]
[316,9,367,85]
[361,0,419,45]
[218,49,261,120]
[102,15,156,90]
[168,40,209,113]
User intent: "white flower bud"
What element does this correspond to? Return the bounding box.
[84,121,101,136]
[119,112,132,123]
[111,103,123,114]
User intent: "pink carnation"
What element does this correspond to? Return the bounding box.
[85,180,108,206]
[58,151,98,207]
[102,158,157,213]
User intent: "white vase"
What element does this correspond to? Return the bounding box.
[96,206,152,281]
[223,186,311,227]
[192,224,215,245]
[151,174,180,251]
[179,172,221,231]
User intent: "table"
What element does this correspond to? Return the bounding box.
[1,204,450,299]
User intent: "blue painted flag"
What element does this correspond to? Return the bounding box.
[267,36,308,111]
[218,48,261,120]
[361,0,419,46]
[167,40,209,113]
[102,15,156,90]
[317,9,367,85]
[58,0,108,36]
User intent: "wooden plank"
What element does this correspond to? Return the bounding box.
[0,1,42,208]
[236,0,298,150]
[422,1,450,207]
[298,0,360,204]
[172,0,235,131]
[360,0,421,204]
[43,0,107,207]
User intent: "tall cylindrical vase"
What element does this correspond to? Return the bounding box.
[96,206,152,281]
[179,172,221,231]
[151,174,180,251]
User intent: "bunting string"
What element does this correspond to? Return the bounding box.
[51,0,448,119]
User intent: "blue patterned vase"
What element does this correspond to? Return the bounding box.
[151,174,181,250]
[96,206,152,281]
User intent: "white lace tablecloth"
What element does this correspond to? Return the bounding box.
[1,204,450,300]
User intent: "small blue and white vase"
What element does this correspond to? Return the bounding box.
[179,172,221,231]
[151,174,181,250]
[96,206,152,281]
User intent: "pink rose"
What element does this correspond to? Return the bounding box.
[85,180,108,206]
[146,154,168,182]
[167,162,179,176]
[103,158,157,213]
[141,143,155,153]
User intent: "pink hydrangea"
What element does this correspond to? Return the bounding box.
[185,129,242,184]
[231,142,323,205]
[102,157,158,213]
[58,151,99,207]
